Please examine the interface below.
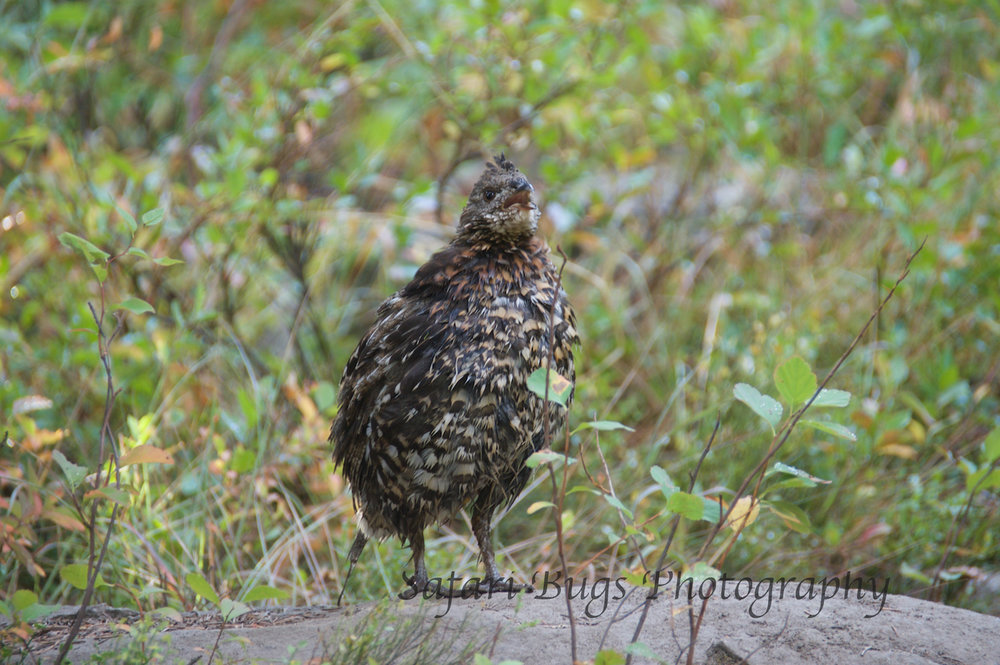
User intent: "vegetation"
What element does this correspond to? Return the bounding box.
[2,0,998,660]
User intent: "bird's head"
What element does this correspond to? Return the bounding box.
[457,153,539,244]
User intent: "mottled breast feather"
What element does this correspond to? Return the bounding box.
[331,235,578,541]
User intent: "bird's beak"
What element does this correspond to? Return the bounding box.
[504,179,534,209]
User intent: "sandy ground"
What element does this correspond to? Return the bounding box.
[11,581,1000,665]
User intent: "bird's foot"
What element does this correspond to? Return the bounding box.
[398,570,430,600]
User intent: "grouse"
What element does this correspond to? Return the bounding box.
[330,154,578,598]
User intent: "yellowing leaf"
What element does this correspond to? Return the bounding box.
[878,443,918,460]
[119,444,174,467]
[527,367,573,406]
[42,508,86,532]
[25,428,67,451]
[724,496,760,531]
[282,377,318,422]
[527,501,555,514]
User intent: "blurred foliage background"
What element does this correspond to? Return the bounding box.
[1,0,998,622]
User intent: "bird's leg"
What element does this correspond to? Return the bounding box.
[337,531,368,606]
[399,530,430,599]
[472,500,533,595]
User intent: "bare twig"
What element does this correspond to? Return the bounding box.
[54,303,125,665]
[928,453,1000,601]
[624,418,719,665]
[542,246,578,664]
[582,434,651,575]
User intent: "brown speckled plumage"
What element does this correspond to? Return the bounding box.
[330,154,578,597]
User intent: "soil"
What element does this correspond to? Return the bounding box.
[10,581,999,665]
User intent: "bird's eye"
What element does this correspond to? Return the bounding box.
[483,189,496,201]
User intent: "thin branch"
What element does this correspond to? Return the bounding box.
[928,453,1000,601]
[624,418,719,665]
[542,247,578,664]
[54,302,124,665]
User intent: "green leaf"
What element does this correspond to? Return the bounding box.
[967,466,1000,493]
[242,585,290,602]
[219,598,250,621]
[774,357,817,407]
[733,383,783,429]
[91,263,107,282]
[59,232,109,263]
[650,465,677,499]
[595,649,626,665]
[625,642,658,659]
[52,450,87,491]
[810,388,852,408]
[313,381,336,411]
[764,476,820,493]
[152,606,184,622]
[666,491,704,520]
[900,562,931,584]
[800,419,857,441]
[12,589,38,611]
[526,367,573,406]
[20,601,59,622]
[571,420,634,435]
[767,500,814,534]
[186,572,220,605]
[687,561,722,582]
[86,487,132,507]
[61,564,88,590]
[142,207,165,226]
[984,427,1000,463]
[44,2,89,28]
[525,450,574,468]
[231,447,256,473]
[115,297,154,315]
[767,461,831,486]
[128,247,151,260]
[603,494,633,519]
[152,256,184,266]
[60,563,109,590]
[114,203,137,235]
[701,496,721,523]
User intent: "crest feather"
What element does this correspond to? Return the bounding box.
[487,153,517,173]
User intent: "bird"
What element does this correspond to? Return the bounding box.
[330,153,578,599]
